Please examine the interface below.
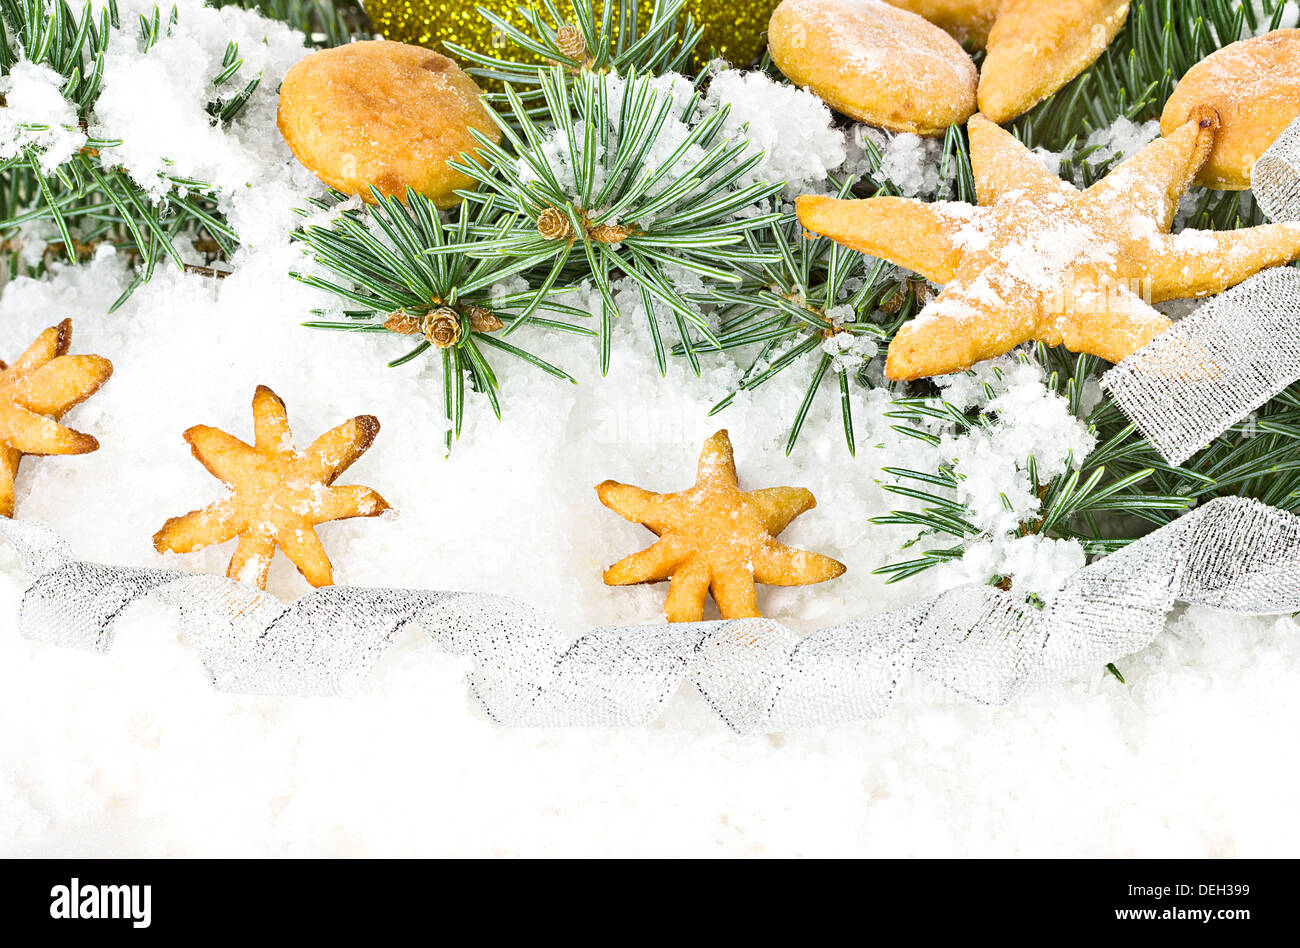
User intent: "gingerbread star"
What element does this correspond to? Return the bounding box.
[0,319,113,517]
[887,0,1130,122]
[597,430,845,623]
[154,385,390,589]
[797,108,1300,380]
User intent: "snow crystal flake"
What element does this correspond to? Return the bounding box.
[0,61,87,173]
[704,66,846,196]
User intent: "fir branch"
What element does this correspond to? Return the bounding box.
[701,183,890,456]
[0,0,261,304]
[448,66,784,374]
[872,349,1195,584]
[292,188,595,452]
[446,0,703,107]
[210,0,371,48]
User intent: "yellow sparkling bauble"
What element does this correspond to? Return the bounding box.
[361,0,779,71]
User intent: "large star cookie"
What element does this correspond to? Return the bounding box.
[597,430,845,623]
[154,385,390,589]
[0,319,113,517]
[797,108,1300,380]
[887,0,1130,123]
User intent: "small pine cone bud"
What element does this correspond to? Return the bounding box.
[467,306,504,333]
[879,283,908,314]
[423,307,462,348]
[384,311,421,334]
[587,223,632,244]
[537,207,573,240]
[555,24,587,62]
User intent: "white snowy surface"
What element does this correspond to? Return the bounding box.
[1,2,1298,858]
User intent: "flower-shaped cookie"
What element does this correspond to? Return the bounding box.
[0,319,112,517]
[598,430,845,622]
[154,386,390,589]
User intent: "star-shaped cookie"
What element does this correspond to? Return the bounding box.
[797,108,1300,380]
[0,319,113,517]
[154,385,391,589]
[597,430,845,623]
[887,0,1130,122]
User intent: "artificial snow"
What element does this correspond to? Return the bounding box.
[845,125,949,197]
[1250,2,1299,34]
[705,65,848,197]
[943,532,1088,600]
[2,1,1298,857]
[0,60,87,173]
[1083,117,1161,170]
[89,3,307,197]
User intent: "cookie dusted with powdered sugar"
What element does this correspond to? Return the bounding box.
[277,40,499,207]
[768,0,978,135]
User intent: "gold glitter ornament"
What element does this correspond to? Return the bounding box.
[361,0,780,71]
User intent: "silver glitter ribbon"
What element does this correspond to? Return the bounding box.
[1253,116,1300,226]
[1102,116,1300,464]
[1100,268,1300,464]
[3,495,1299,732]
[6,125,1300,732]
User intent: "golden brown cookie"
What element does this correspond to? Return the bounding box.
[154,386,391,589]
[882,0,999,47]
[768,0,978,135]
[0,319,112,518]
[886,0,1129,123]
[597,430,845,623]
[277,40,500,207]
[797,108,1300,380]
[1160,29,1300,190]
[978,0,1129,124]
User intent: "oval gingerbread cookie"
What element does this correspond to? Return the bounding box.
[1161,29,1300,191]
[768,0,978,135]
[277,40,500,207]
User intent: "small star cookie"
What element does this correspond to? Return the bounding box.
[797,108,1300,380]
[154,386,391,589]
[597,430,846,623]
[0,319,113,518]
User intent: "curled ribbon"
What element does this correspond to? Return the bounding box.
[7,125,1300,731]
[1253,116,1300,226]
[3,496,1298,732]
[1103,116,1300,464]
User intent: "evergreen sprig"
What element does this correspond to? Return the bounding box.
[211,0,371,48]
[872,348,1197,583]
[0,0,255,306]
[702,183,890,456]
[446,0,702,109]
[292,188,595,451]
[872,0,1300,585]
[0,0,368,304]
[449,66,784,373]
